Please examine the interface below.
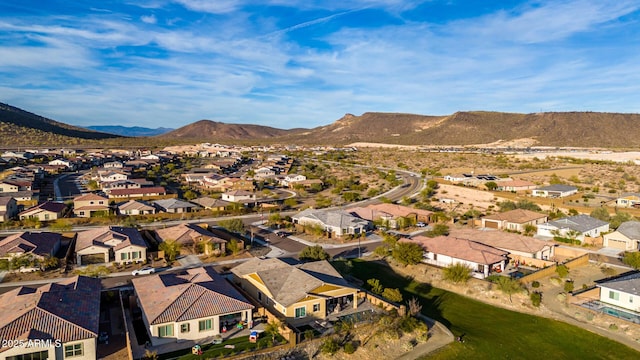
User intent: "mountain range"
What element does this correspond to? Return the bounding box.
[86,125,174,137]
[1,102,640,148]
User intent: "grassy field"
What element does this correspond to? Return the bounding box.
[341,260,640,360]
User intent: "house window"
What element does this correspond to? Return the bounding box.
[630,297,634,304]
[64,343,83,357]
[295,306,306,318]
[257,291,262,302]
[7,350,49,360]
[158,324,174,337]
[199,319,212,332]
[132,251,139,259]
[79,211,85,216]
[313,303,320,312]
[433,253,437,261]
[121,253,129,261]
[44,214,49,220]
[181,323,190,333]
[609,291,620,301]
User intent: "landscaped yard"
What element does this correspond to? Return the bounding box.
[340,260,640,360]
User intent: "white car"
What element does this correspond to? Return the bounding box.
[132,266,155,276]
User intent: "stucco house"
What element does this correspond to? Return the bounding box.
[0,276,101,360]
[481,209,548,232]
[108,186,167,200]
[531,184,578,198]
[494,180,537,192]
[292,209,370,238]
[603,221,640,251]
[0,231,62,262]
[448,229,556,261]
[75,226,147,265]
[190,197,231,211]
[616,193,640,208]
[73,193,110,218]
[132,267,254,346]
[597,271,640,315]
[221,190,256,203]
[154,223,226,255]
[117,200,157,215]
[536,214,610,242]
[348,203,433,229]
[0,196,18,222]
[152,198,198,213]
[19,201,67,221]
[231,258,358,325]
[408,235,509,279]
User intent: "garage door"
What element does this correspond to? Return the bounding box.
[484,220,499,229]
[607,239,627,250]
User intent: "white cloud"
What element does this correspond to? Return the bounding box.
[141,14,157,24]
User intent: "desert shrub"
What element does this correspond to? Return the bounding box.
[321,337,340,355]
[564,280,574,293]
[382,288,403,303]
[556,264,569,278]
[443,263,472,284]
[530,292,542,307]
[609,323,618,331]
[531,281,540,288]
[343,341,356,354]
[367,278,384,294]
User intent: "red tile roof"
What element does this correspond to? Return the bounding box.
[408,235,508,265]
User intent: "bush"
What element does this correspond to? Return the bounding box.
[609,323,618,331]
[531,281,540,288]
[530,292,542,307]
[299,245,330,261]
[367,278,384,294]
[443,263,472,284]
[321,337,340,355]
[343,341,356,354]
[564,280,574,293]
[382,288,403,303]
[556,264,569,278]
[391,242,424,266]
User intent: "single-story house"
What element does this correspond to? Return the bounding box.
[107,186,167,200]
[481,209,548,232]
[19,201,67,221]
[0,196,18,222]
[596,271,640,315]
[531,184,578,198]
[117,200,156,215]
[152,198,199,213]
[292,209,370,237]
[494,180,537,192]
[154,223,226,255]
[221,190,256,203]
[75,226,147,265]
[348,203,433,229]
[281,174,306,187]
[231,258,358,325]
[0,231,62,261]
[0,276,101,360]
[448,229,556,261]
[537,214,610,242]
[616,193,640,208]
[603,221,640,251]
[407,235,509,279]
[73,193,110,218]
[190,197,231,211]
[132,267,254,346]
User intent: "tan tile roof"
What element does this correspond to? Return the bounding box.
[76,226,147,252]
[231,258,355,307]
[117,200,155,212]
[0,276,100,352]
[155,223,226,245]
[73,193,108,202]
[132,267,253,325]
[482,209,547,224]
[448,229,553,255]
[109,186,166,196]
[495,180,536,187]
[409,235,508,265]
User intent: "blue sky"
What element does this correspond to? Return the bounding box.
[1,1,639,130]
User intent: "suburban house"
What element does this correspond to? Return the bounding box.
[98,170,129,183]
[221,190,256,203]
[481,209,548,232]
[448,229,556,261]
[0,231,62,262]
[117,200,157,215]
[132,267,254,346]
[348,203,433,229]
[0,196,18,222]
[254,167,277,178]
[0,181,20,193]
[536,214,610,242]
[152,198,198,213]
[154,223,226,255]
[19,201,67,221]
[103,161,124,168]
[281,174,306,187]
[407,235,509,279]
[292,209,370,238]
[531,184,578,198]
[73,193,110,218]
[603,221,640,251]
[75,226,148,265]
[616,193,640,208]
[230,258,358,325]
[48,158,76,170]
[494,179,537,192]
[107,186,167,200]
[0,276,101,360]
[596,271,640,315]
[190,197,231,211]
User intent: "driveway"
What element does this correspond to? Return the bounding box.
[177,255,203,268]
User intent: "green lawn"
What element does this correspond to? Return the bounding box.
[342,260,640,360]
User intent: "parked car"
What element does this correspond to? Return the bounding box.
[416,222,427,227]
[132,266,155,276]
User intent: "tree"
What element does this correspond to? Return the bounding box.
[183,190,198,200]
[610,211,634,229]
[299,245,330,261]
[442,263,472,283]
[590,207,611,222]
[367,278,384,294]
[523,224,537,236]
[530,292,542,307]
[485,181,498,191]
[264,320,281,344]
[283,198,297,209]
[495,277,523,303]
[227,239,241,256]
[382,288,403,303]
[426,224,449,237]
[159,240,181,262]
[391,242,424,266]
[40,255,60,271]
[622,251,640,269]
[407,297,423,316]
[555,264,569,278]
[217,218,245,234]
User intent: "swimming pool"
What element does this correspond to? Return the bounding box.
[601,306,640,324]
[338,309,377,324]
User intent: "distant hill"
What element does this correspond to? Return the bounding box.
[0,102,122,147]
[156,120,296,141]
[87,125,173,137]
[287,111,640,148]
